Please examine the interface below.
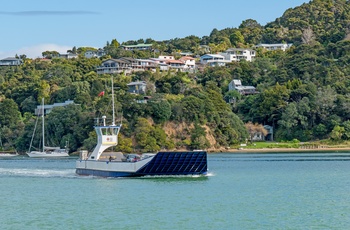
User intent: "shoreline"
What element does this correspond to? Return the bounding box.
[208,147,350,153]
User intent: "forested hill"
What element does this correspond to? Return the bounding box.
[266,0,350,44]
[1,0,350,153]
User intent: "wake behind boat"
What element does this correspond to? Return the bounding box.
[0,152,19,158]
[76,77,207,177]
[27,98,69,158]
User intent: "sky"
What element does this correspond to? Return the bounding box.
[0,0,309,59]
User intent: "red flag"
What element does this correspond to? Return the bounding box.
[98,91,105,97]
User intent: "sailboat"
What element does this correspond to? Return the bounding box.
[76,77,207,177]
[27,98,69,158]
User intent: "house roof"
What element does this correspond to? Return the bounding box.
[127,81,147,86]
[103,58,128,64]
[121,43,152,48]
[235,86,256,90]
[1,57,21,61]
[119,57,137,62]
[135,59,157,63]
[201,54,224,58]
[255,43,292,47]
[166,59,184,64]
[226,48,254,52]
[180,56,195,61]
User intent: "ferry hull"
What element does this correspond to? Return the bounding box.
[76,151,207,177]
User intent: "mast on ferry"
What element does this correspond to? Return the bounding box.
[111,76,115,126]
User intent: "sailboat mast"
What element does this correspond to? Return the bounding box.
[111,76,115,126]
[42,98,45,152]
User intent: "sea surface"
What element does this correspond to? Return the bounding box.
[0,152,350,230]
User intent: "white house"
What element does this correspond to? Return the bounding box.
[220,48,256,62]
[200,54,230,66]
[179,56,196,69]
[85,49,107,58]
[254,43,293,51]
[85,50,97,58]
[158,55,175,60]
[121,43,152,51]
[228,79,257,95]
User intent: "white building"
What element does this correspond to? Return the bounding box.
[121,43,152,51]
[200,54,230,66]
[179,56,196,69]
[84,49,106,58]
[254,43,293,51]
[228,79,257,95]
[220,48,256,62]
[0,57,22,66]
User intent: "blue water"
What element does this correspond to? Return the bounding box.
[1,152,350,229]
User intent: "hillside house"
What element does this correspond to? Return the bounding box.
[179,56,196,69]
[59,53,78,59]
[251,125,273,141]
[121,43,152,51]
[0,57,22,66]
[166,59,186,70]
[254,43,293,51]
[127,81,147,94]
[220,48,256,62]
[200,54,230,66]
[96,59,131,74]
[228,79,257,95]
[84,49,106,58]
[35,100,74,115]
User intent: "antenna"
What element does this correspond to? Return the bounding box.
[42,98,45,152]
[111,76,115,126]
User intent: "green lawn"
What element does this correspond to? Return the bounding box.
[234,140,350,150]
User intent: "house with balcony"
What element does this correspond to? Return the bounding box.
[135,59,158,71]
[96,59,131,74]
[0,57,22,66]
[84,48,106,58]
[200,54,230,66]
[117,57,157,71]
[166,59,186,70]
[254,43,293,51]
[149,56,176,71]
[220,48,256,62]
[121,43,152,51]
[228,79,257,95]
[127,81,147,94]
[97,57,159,74]
[180,56,196,69]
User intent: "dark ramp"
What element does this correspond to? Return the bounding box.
[136,151,207,176]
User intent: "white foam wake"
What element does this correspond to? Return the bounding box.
[0,167,76,178]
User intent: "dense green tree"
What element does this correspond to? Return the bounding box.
[229,30,245,47]
[149,99,172,124]
[190,123,210,150]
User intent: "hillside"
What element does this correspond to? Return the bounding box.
[1,0,350,153]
